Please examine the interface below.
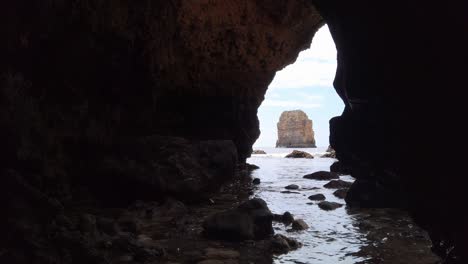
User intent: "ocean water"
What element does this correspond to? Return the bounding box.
[247,147,436,263]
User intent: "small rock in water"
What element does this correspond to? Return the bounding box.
[282,212,294,226]
[280,190,300,194]
[246,163,259,171]
[285,150,314,159]
[303,171,339,180]
[270,234,302,254]
[285,184,299,190]
[333,189,348,199]
[308,194,326,201]
[318,201,343,211]
[252,149,266,154]
[324,180,353,189]
[252,178,261,185]
[291,219,309,230]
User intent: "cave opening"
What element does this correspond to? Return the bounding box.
[254,24,344,151]
[248,25,440,263]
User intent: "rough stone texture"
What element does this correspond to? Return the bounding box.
[313,0,468,261]
[303,171,339,180]
[0,2,323,263]
[276,110,316,148]
[203,198,274,241]
[318,201,343,211]
[308,194,326,201]
[285,150,314,159]
[2,0,468,262]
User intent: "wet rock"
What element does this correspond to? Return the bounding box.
[285,184,299,190]
[318,201,344,211]
[291,219,309,230]
[303,171,339,180]
[161,198,187,217]
[204,248,240,259]
[252,178,261,185]
[321,146,336,158]
[246,163,259,171]
[252,150,266,154]
[282,212,294,226]
[79,214,97,234]
[330,161,352,175]
[97,217,117,236]
[324,180,353,189]
[285,150,314,159]
[117,218,139,234]
[270,234,302,254]
[308,194,326,201]
[203,198,273,241]
[280,191,300,194]
[333,189,348,199]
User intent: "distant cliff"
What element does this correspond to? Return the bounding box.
[276,110,316,148]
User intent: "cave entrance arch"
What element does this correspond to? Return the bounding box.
[254,25,344,152]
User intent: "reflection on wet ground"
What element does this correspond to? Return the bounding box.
[247,154,439,263]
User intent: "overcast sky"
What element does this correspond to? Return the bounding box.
[254,25,344,148]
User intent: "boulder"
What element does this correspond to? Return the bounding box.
[270,234,302,254]
[285,150,314,159]
[276,110,316,148]
[284,184,300,190]
[252,178,261,185]
[308,194,326,201]
[303,171,339,180]
[246,163,259,171]
[97,136,238,203]
[318,201,344,211]
[291,219,309,230]
[333,189,348,199]
[330,161,352,175]
[320,146,336,158]
[280,191,300,194]
[324,180,353,189]
[203,198,273,241]
[252,150,266,154]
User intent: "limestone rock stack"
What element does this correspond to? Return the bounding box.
[276,110,316,148]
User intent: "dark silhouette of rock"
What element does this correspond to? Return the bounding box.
[318,201,343,211]
[308,194,326,201]
[303,171,339,180]
[203,198,273,241]
[252,178,261,185]
[333,189,348,199]
[330,161,352,175]
[285,150,314,159]
[285,184,300,190]
[324,180,353,189]
[270,234,302,254]
[246,163,260,171]
[276,110,316,148]
[291,219,309,230]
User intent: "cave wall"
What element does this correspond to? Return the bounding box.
[1,0,323,198]
[312,0,468,262]
[1,1,323,261]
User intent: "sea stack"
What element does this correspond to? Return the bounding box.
[276,110,316,148]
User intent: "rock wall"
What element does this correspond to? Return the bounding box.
[0,1,323,263]
[276,110,316,148]
[313,0,468,262]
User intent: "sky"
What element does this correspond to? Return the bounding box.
[253,25,344,148]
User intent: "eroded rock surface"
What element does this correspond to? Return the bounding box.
[276,110,316,148]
